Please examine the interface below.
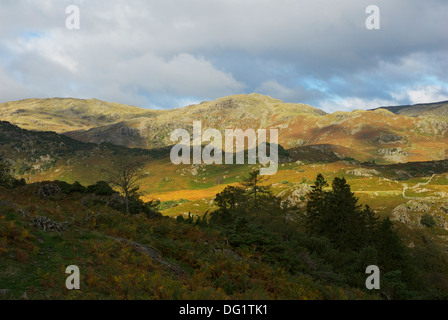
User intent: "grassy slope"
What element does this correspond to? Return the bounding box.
[0,186,373,300]
[3,94,448,164]
[0,98,162,133]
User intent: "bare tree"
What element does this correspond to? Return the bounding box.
[106,158,145,214]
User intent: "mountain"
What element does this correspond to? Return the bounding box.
[375,100,448,118]
[64,93,326,149]
[0,120,169,185]
[2,94,448,164]
[0,97,162,133]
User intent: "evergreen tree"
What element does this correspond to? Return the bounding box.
[325,177,364,250]
[375,217,407,272]
[305,173,328,235]
[240,168,271,209]
[362,205,379,246]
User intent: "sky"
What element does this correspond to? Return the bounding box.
[0,0,447,112]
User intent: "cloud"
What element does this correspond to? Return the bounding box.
[392,86,448,105]
[0,0,447,110]
[319,97,398,113]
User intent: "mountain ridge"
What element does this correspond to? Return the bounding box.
[2,94,448,164]
[374,100,448,118]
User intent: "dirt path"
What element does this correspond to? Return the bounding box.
[402,174,440,200]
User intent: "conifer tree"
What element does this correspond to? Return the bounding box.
[305,173,328,235]
[362,205,379,246]
[376,217,407,272]
[240,168,271,209]
[325,177,364,250]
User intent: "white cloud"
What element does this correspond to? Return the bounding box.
[319,97,397,113]
[0,0,447,110]
[393,86,448,105]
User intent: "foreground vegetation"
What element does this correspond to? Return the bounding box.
[1,160,447,299]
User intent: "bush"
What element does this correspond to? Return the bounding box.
[87,181,116,196]
[11,178,26,188]
[0,159,14,187]
[421,213,436,228]
[0,158,25,189]
[58,181,86,194]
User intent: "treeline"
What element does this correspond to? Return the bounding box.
[178,170,448,300]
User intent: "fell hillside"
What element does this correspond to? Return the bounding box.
[376,101,448,118]
[3,119,448,231]
[64,93,326,149]
[2,163,448,300]
[0,98,162,133]
[1,118,448,300]
[3,94,448,164]
[0,180,382,300]
[0,121,167,185]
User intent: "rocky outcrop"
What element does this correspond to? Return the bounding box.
[279,184,311,209]
[374,134,405,144]
[391,200,432,226]
[35,183,62,199]
[390,200,448,230]
[378,147,408,163]
[346,168,380,177]
[31,216,71,232]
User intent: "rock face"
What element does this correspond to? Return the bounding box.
[32,216,70,232]
[0,289,10,296]
[378,148,408,162]
[35,183,62,199]
[391,200,448,230]
[346,168,380,177]
[374,134,405,144]
[392,200,432,226]
[280,184,312,209]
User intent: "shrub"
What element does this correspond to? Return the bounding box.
[87,181,116,196]
[58,181,86,194]
[0,158,26,189]
[421,213,436,228]
[0,158,14,187]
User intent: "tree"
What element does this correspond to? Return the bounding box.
[210,186,246,226]
[362,205,379,245]
[376,217,407,272]
[325,177,364,250]
[106,159,145,214]
[215,185,245,212]
[240,168,271,209]
[305,174,374,251]
[305,173,328,235]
